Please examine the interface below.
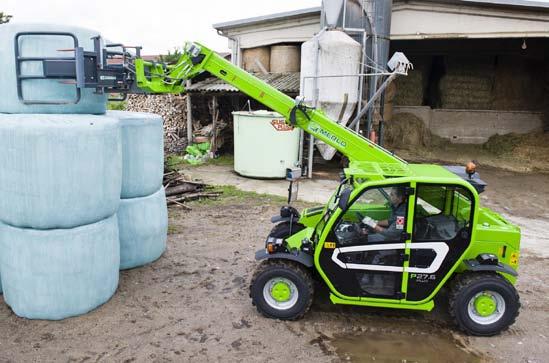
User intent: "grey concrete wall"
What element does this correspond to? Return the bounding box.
[394,106,544,144]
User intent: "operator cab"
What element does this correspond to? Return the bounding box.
[321,180,475,300]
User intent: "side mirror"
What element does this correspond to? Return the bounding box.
[338,187,352,211]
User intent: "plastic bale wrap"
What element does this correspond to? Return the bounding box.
[0,114,122,230]
[118,187,168,270]
[0,216,120,320]
[107,111,164,199]
[0,227,2,294]
[0,23,107,114]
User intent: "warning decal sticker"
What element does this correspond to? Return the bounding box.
[271,119,294,131]
[396,216,405,230]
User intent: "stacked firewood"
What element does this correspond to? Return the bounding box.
[126,94,188,154]
[163,171,221,209]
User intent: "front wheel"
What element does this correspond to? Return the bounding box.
[269,221,305,239]
[449,273,520,336]
[250,260,314,320]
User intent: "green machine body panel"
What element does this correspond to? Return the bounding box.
[128,42,520,312]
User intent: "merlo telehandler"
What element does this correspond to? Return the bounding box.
[32,38,521,336]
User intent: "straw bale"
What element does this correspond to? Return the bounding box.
[393,56,430,107]
[492,56,545,111]
[439,56,495,110]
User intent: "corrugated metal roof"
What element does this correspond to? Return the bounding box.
[186,72,301,94]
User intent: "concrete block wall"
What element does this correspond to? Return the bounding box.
[393,106,544,144]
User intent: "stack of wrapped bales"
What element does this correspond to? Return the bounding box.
[107,111,167,270]
[0,24,167,320]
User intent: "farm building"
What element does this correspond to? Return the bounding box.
[197,0,549,144]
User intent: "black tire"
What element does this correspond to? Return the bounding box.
[250,260,314,320]
[449,273,520,336]
[269,221,305,239]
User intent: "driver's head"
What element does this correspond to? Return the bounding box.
[389,187,405,207]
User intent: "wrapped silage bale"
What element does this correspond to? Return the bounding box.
[0,23,107,114]
[0,216,120,320]
[107,111,164,199]
[118,187,168,270]
[0,228,2,294]
[0,114,122,230]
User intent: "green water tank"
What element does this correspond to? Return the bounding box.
[233,110,300,178]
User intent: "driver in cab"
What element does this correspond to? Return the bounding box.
[362,187,407,243]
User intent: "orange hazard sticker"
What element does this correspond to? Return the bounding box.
[271,119,294,131]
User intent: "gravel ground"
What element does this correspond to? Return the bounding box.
[0,169,547,363]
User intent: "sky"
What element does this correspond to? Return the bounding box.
[3,0,549,55]
[2,0,320,54]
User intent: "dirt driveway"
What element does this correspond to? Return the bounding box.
[0,169,548,363]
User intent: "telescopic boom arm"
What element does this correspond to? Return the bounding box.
[133,42,407,168]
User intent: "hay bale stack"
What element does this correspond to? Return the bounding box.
[544,62,549,132]
[492,56,545,111]
[394,57,430,106]
[439,56,495,110]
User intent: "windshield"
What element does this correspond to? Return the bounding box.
[313,180,353,242]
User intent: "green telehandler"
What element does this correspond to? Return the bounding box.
[33,38,521,336]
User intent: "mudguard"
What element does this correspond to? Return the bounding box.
[270,215,291,223]
[463,259,517,277]
[255,249,314,268]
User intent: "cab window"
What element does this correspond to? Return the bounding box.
[334,185,409,245]
[413,184,473,241]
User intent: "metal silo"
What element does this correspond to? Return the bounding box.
[300,30,362,160]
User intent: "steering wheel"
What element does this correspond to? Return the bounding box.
[354,212,376,233]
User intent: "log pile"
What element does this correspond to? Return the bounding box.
[126,94,188,154]
[163,171,221,209]
[126,93,233,155]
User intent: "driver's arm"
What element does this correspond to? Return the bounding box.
[373,214,395,232]
[373,223,387,233]
[377,219,389,228]
[361,215,389,232]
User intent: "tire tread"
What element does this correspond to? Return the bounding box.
[449,272,520,336]
[250,259,314,320]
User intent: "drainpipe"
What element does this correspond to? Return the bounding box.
[217,29,240,66]
[366,0,393,138]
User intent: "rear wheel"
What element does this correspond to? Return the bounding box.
[250,260,314,320]
[449,273,520,336]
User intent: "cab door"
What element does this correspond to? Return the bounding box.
[317,183,412,300]
[406,184,475,301]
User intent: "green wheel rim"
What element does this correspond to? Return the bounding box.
[474,294,497,317]
[263,277,299,310]
[271,281,291,302]
[467,291,506,325]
